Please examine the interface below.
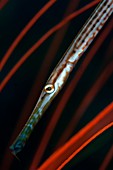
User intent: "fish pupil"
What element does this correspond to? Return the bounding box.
[46,87,52,91]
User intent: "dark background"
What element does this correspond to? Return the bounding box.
[1,0,113,169]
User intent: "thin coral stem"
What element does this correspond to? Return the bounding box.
[0,0,9,9]
[0,0,56,70]
[57,123,113,170]
[38,103,113,170]
[99,145,113,170]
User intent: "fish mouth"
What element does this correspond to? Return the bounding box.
[10,139,25,156]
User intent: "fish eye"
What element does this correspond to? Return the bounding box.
[44,84,55,93]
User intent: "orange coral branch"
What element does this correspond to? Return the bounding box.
[0,0,56,70]
[38,102,113,170]
[99,145,113,170]
[57,123,113,170]
[0,0,9,9]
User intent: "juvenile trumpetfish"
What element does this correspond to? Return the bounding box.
[10,0,113,156]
